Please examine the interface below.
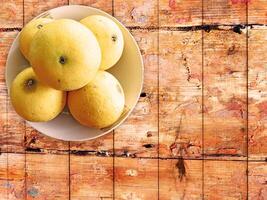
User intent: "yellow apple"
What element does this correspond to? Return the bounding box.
[10,67,66,122]
[29,19,101,91]
[68,71,125,129]
[80,15,124,70]
[19,18,54,60]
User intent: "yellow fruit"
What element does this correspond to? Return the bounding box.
[29,19,101,91]
[10,67,66,122]
[80,15,124,70]
[68,71,125,129]
[19,18,53,60]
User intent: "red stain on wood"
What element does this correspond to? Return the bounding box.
[231,0,251,4]
[0,0,267,199]
[257,101,267,118]
[168,0,176,10]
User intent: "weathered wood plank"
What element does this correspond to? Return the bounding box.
[24,0,68,24]
[114,29,158,158]
[69,0,112,15]
[248,0,267,25]
[70,133,113,154]
[26,154,69,199]
[6,98,25,153]
[0,31,25,153]
[114,157,158,199]
[0,153,7,200]
[159,30,202,159]
[204,160,247,199]
[0,31,10,153]
[25,124,69,153]
[0,153,24,200]
[0,31,68,153]
[159,0,202,27]
[114,0,158,28]
[0,0,23,28]
[203,30,247,160]
[70,155,113,199]
[203,0,246,25]
[248,29,267,161]
[22,1,72,153]
[159,159,203,199]
[7,153,25,200]
[248,162,267,200]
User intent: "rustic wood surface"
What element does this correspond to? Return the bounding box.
[0,0,267,199]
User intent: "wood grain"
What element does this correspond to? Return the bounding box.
[114,157,158,200]
[7,153,25,200]
[25,124,69,153]
[0,31,25,154]
[70,133,113,154]
[248,0,267,24]
[0,153,7,200]
[159,159,203,199]
[159,0,202,27]
[159,30,202,159]
[248,162,267,200]
[203,0,246,25]
[0,1,267,199]
[248,29,267,161]
[204,160,247,199]
[70,155,113,199]
[0,153,25,200]
[0,31,9,153]
[0,0,23,28]
[6,98,25,153]
[25,154,69,200]
[24,0,68,24]
[114,0,158,28]
[203,29,247,160]
[114,29,158,158]
[69,0,113,15]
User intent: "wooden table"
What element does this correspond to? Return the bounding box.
[0,0,267,199]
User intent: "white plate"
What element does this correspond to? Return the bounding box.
[5,5,143,141]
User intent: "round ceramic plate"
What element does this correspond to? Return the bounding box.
[5,5,143,141]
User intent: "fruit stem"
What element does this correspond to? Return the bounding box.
[59,56,67,64]
[111,35,117,42]
[25,79,36,88]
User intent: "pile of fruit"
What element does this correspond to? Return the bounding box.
[11,15,125,129]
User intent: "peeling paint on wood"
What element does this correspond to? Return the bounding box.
[115,158,158,199]
[114,0,158,28]
[0,154,7,199]
[70,156,113,199]
[248,29,267,161]
[25,124,69,152]
[0,0,23,28]
[70,132,114,152]
[204,161,247,199]
[69,0,113,14]
[203,0,246,25]
[248,162,267,200]
[114,29,158,158]
[7,154,25,200]
[203,30,247,159]
[24,0,68,24]
[159,0,202,27]
[159,30,202,159]
[0,31,25,153]
[26,154,69,200]
[0,0,267,199]
[159,159,203,199]
[248,0,267,25]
